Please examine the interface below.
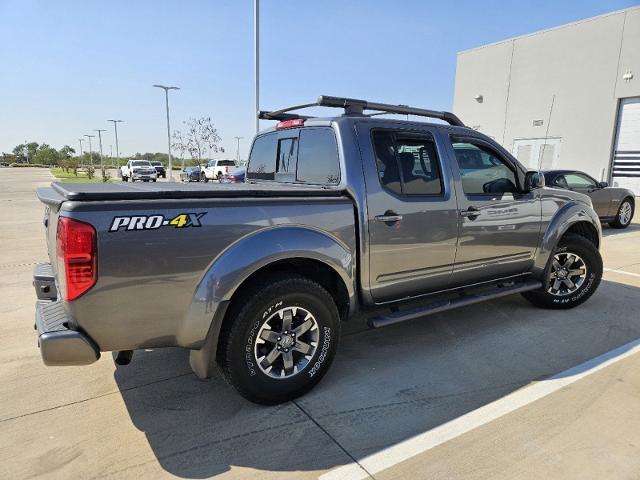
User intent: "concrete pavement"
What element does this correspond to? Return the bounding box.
[1,167,640,479]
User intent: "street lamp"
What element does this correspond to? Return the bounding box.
[254,0,260,134]
[234,136,244,162]
[94,129,106,172]
[153,84,180,181]
[83,134,95,166]
[107,119,123,163]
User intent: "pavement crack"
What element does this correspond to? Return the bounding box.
[292,399,377,480]
[0,371,192,424]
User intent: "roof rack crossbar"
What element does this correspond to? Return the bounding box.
[258,95,464,127]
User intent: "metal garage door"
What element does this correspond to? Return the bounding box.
[612,97,640,195]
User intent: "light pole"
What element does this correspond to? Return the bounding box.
[78,138,84,159]
[83,134,95,167]
[254,0,260,134]
[153,84,180,181]
[234,136,244,162]
[107,119,123,164]
[94,129,106,172]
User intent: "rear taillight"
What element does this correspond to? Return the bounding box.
[276,118,305,130]
[227,175,237,181]
[56,217,97,301]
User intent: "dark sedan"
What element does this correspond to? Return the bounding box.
[544,170,636,228]
[219,167,246,183]
[150,161,166,178]
[180,166,202,182]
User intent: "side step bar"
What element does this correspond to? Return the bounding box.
[367,279,542,329]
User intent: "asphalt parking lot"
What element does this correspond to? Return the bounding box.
[2,167,640,479]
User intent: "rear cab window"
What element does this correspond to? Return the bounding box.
[247,127,340,185]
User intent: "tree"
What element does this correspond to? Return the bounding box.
[171,117,223,163]
[32,144,59,166]
[58,145,77,174]
[12,142,39,163]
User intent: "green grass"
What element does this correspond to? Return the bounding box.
[50,167,114,183]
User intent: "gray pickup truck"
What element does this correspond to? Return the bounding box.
[33,96,603,404]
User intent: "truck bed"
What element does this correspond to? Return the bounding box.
[50,181,345,201]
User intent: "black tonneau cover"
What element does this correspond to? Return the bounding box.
[50,181,345,201]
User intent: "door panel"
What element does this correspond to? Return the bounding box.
[358,124,459,303]
[449,138,542,286]
[561,172,611,217]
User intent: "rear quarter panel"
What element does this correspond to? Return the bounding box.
[59,196,355,351]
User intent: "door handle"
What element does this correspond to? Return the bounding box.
[375,212,403,223]
[459,207,480,219]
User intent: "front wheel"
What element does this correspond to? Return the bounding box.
[218,274,341,405]
[609,199,634,229]
[522,234,602,309]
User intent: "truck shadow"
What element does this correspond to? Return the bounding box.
[114,278,640,478]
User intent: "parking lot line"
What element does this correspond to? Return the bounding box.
[604,267,640,279]
[319,337,640,480]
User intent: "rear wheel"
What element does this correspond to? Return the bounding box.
[218,274,341,405]
[522,234,602,309]
[609,199,634,229]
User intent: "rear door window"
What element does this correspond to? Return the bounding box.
[372,130,443,196]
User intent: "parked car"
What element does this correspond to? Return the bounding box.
[180,166,202,182]
[202,159,239,182]
[33,95,603,405]
[544,170,635,228]
[219,167,246,183]
[0,162,8,168]
[150,161,166,178]
[120,160,157,182]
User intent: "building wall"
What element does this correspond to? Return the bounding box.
[453,7,640,181]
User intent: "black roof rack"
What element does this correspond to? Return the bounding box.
[258,95,465,127]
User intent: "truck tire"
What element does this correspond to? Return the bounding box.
[609,198,634,229]
[522,234,602,309]
[218,274,341,404]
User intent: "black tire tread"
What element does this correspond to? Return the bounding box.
[522,233,602,310]
[609,198,635,229]
[217,273,340,404]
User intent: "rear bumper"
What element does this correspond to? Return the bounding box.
[33,263,100,366]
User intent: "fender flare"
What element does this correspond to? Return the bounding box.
[182,226,356,378]
[532,200,601,279]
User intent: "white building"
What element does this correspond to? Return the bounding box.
[453,7,640,195]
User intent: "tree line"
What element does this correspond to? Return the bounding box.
[1,116,228,169]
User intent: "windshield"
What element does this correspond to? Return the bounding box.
[150,161,161,166]
[131,160,151,167]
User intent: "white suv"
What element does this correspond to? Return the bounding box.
[202,160,238,182]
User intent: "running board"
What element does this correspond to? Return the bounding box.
[367,280,542,328]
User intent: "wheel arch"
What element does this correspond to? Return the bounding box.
[185,226,356,379]
[533,202,602,279]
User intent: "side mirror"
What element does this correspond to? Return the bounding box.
[524,171,545,191]
[598,181,608,188]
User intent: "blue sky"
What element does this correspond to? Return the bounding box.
[1,0,637,158]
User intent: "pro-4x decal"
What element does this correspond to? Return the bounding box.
[109,213,206,232]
